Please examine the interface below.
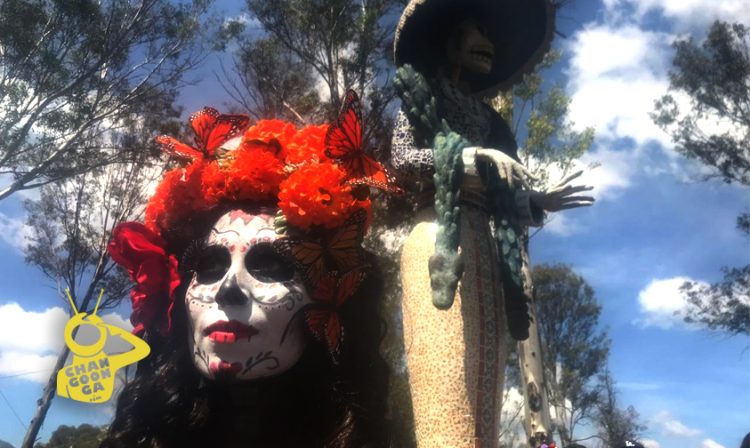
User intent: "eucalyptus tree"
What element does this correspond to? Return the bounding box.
[0,0,209,201]
[653,21,750,337]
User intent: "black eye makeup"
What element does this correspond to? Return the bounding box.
[245,243,294,283]
[194,245,231,284]
[181,238,205,276]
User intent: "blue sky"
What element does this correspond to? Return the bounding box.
[0,0,748,447]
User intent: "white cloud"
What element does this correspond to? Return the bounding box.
[224,12,259,28]
[635,276,748,330]
[0,302,69,382]
[102,312,133,333]
[562,6,748,198]
[0,212,33,253]
[566,24,674,149]
[604,0,750,29]
[642,439,661,448]
[652,410,702,437]
[635,277,704,328]
[577,145,638,200]
[0,351,59,382]
[543,212,579,236]
[0,303,67,354]
[499,387,527,446]
[702,439,727,448]
[0,302,133,383]
[501,386,524,415]
[563,23,682,197]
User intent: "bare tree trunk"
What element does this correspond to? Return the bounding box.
[21,345,71,448]
[21,284,98,447]
[518,232,553,447]
[518,318,553,446]
[489,91,554,448]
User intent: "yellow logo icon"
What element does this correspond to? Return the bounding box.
[56,289,150,403]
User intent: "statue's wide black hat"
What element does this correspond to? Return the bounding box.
[394,0,555,96]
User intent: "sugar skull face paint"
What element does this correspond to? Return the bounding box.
[185,209,311,381]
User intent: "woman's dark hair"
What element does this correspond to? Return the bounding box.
[100,205,389,447]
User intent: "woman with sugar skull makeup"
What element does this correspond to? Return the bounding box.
[102,112,391,447]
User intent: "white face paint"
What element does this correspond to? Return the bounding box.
[185,209,311,381]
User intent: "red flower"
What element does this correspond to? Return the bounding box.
[283,124,329,164]
[278,162,359,229]
[146,112,376,235]
[243,119,296,147]
[109,222,180,336]
[220,142,284,202]
[145,162,208,233]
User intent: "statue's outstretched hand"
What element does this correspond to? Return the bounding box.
[530,170,595,212]
[463,147,534,189]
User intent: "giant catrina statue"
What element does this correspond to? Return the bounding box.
[101,93,394,447]
[391,0,594,446]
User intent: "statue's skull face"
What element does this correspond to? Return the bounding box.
[447,18,494,75]
[185,209,311,381]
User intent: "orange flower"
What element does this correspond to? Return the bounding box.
[243,119,296,147]
[146,162,207,232]
[278,162,359,229]
[222,144,284,202]
[145,113,372,235]
[283,124,330,164]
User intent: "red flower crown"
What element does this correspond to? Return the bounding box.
[109,94,396,358]
[146,119,369,233]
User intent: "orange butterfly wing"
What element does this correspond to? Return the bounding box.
[325,90,401,193]
[347,156,403,194]
[273,209,367,287]
[291,239,328,288]
[333,269,367,306]
[189,107,250,156]
[156,108,250,162]
[325,90,362,161]
[325,210,366,272]
[313,269,366,307]
[305,308,343,355]
[306,269,366,356]
[155,135,203,162]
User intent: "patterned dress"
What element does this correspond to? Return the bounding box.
[392,76,542,448]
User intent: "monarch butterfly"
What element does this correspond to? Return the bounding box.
[305,268,367,357]
[156,107,250,161]
[325,90,401,194]
[273,209,367,288]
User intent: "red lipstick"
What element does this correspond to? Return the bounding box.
[209,360,243,378]
[203,320,259,344]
